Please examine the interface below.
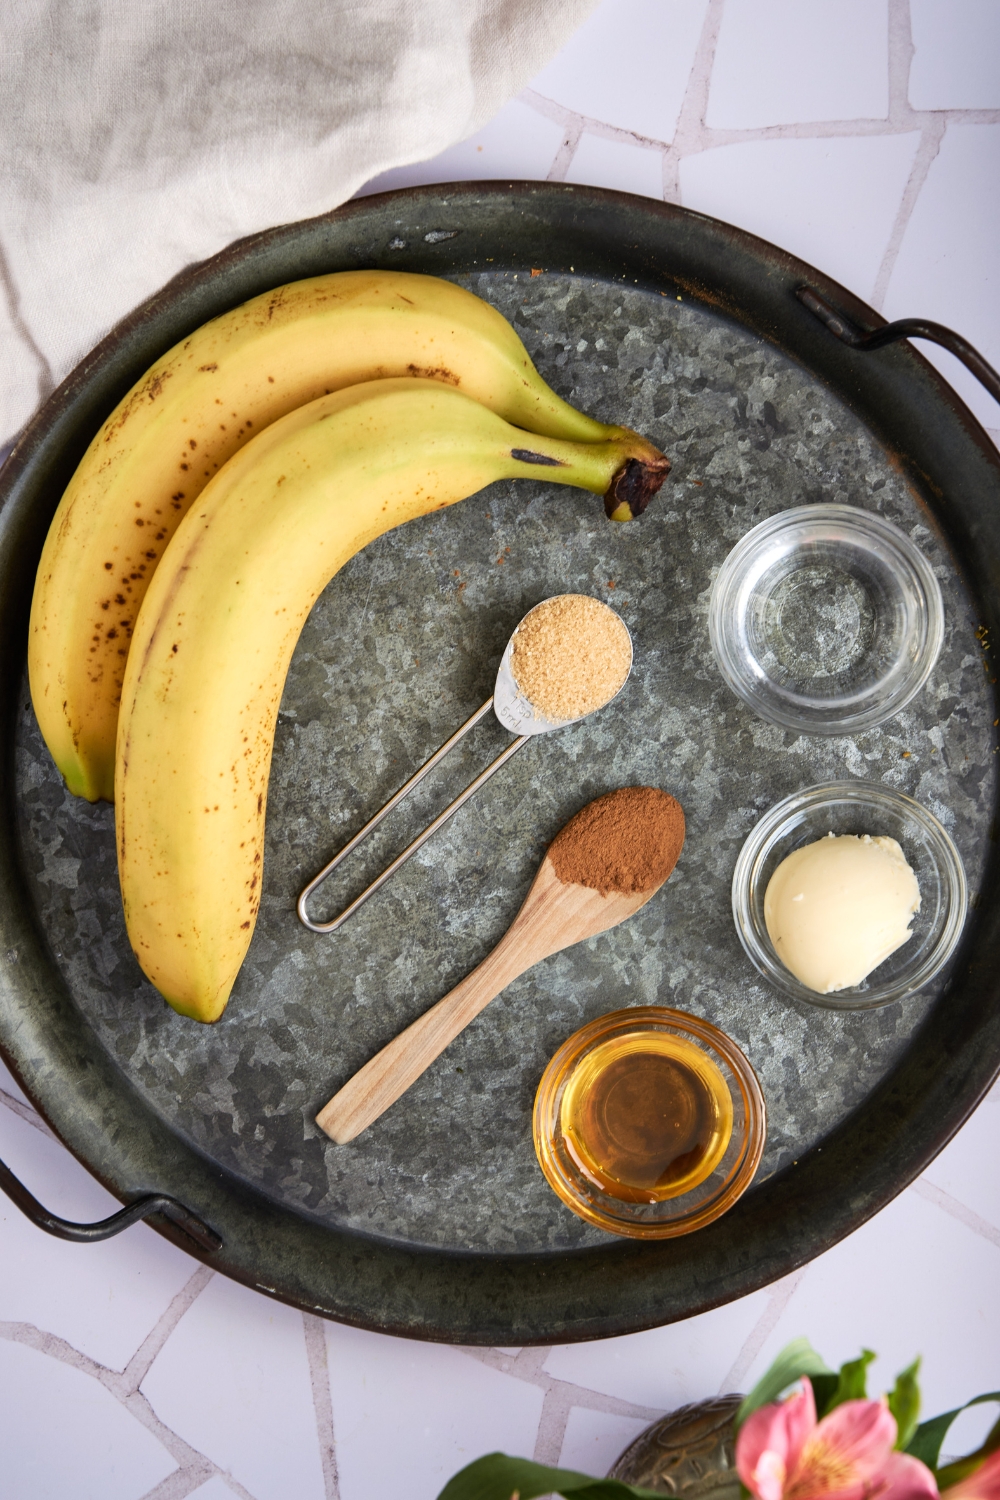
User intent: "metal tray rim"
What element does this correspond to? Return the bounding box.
[1,181,998,1343]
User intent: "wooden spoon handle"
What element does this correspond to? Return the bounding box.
[316,946,522,1144]
[316,859,656,1145]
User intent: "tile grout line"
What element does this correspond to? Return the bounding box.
[120,1263,215,1394]
[521,87,666,154]
[546,117,585,183]
[521,27,999,224]
[532,1380,576,1466]
[717,1268,809,1395]
[459,1344,664,1425]
[0,228,55,409]
[910,1177,1000,1249]
[506,1345,578,1464]
[662,0,727,203]
[871,0,944,310]
[303,1313,341,1500]
[886,0,916,124]
[0,1085,59,1140]
[461,1220,973,1455]
[1,1266,235,1499]
[0,1318,222,1488]
[870,116,945,312]
[137,1465,222,1500]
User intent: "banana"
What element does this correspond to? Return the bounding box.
[30,270,644,804]
[116,379,669,1023]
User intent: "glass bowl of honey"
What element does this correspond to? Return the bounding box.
[532,1006,766,1238]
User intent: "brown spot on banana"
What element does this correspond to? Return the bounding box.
[509,449,568,466]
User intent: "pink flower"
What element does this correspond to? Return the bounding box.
[737,1379,939,1500]
[943,1450,1000,1500]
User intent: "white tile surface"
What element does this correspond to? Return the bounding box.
[909,0,1000,111]
[706,0,889,129]
[357,98,565,198]
[566,131,665,198]
[326,1323,545,1500]
[0,292,46,443]
[543,1288,771,1407]
[184,1481,245,1500]
[528,0,710,143]
[680,132,920,301]
[740,1186,1000,1422]
[883,123,1000,433]
[0,1107,200,1372]
[559,1406,652,1475]
[920,1089,1000,1231]
[0,1338,177,1500]
[140,1274,326,1500]
[4,6,1000,1496]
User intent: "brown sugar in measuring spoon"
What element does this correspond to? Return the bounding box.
[316,787,685,1144]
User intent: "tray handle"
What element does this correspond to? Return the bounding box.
[796,286,1000,409]
[0,1153,222,1252]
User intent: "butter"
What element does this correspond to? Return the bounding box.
[764,832,920,993]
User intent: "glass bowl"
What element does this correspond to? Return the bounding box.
[732,781,968,1010]
[533,1007,765,1239]
[709,505,944,734]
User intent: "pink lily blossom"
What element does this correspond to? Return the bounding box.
[737,1378,939,1500]
[942,1450,1000,1500]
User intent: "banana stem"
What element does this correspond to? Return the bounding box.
[506,429,671,522]
[605,454,672,521]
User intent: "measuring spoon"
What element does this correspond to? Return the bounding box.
[296,596,632,934]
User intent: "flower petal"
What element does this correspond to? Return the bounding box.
[753,1449,789,1500]
[808,1398,899,1483]
[944,1450,1000,1500]
[871,1451,939,1500]
[739,1387,818,1499]
[740,1380,815,1500]
[787,1381,821,1473]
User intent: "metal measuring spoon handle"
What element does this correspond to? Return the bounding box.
[296,596,632,935]
[297,704,527,933]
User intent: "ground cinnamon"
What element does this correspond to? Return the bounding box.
[547,787,685,896]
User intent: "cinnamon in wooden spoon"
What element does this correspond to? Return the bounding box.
[316,787,685,1145]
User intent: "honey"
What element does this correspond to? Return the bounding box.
[559,1031,734,1204]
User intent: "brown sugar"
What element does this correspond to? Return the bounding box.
[548,786,685,896]
[510,594,631,721]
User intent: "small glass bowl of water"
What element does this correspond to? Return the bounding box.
[709,505,943,735]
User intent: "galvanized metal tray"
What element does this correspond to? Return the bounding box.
[1,184,998,1342]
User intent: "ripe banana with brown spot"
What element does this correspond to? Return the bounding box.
[116,379,669,1023]
[30,270,648,804]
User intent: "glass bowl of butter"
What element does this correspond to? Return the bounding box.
[709,505,944,735]
[732,781,967,1010]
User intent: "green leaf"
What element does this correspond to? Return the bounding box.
[735,1339,834,1430]
[933,1401,1000,1489]
[811,1375,841,1421]
[435,1452,665,1500]
[906,1392,1000,1474]
[887,1359,922,1451]
[825,1350,877,1413]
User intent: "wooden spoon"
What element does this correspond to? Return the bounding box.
[316,811,682,1145]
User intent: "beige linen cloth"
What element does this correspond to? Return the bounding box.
[0,0,598,449]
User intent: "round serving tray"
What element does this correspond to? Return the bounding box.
[1,183,998,1343]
